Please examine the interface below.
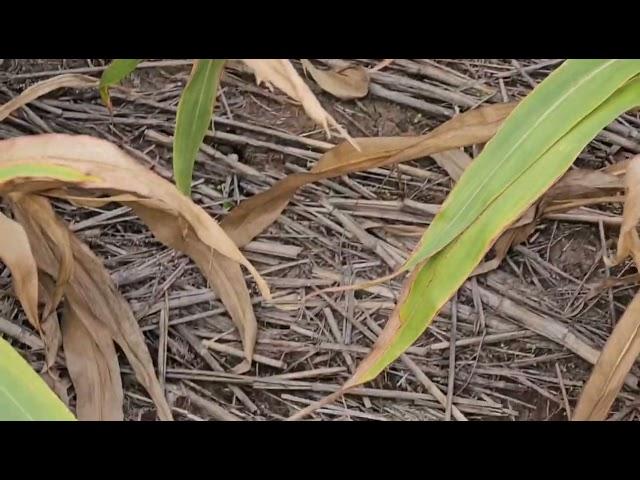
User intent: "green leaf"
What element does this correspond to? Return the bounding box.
[99,59,142,111]
[0,163,97,184]
[349,72,640,386]
[173,60,225,195]
[0,337,75,420]
[403,60,640,271]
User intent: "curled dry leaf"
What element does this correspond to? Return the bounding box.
[0,212,40,333]
[605,154,640,269]
[0,211,65,369]
[301,59,369,100]
[0,74,98,123]
[0,134,270,300]
[242,59,357,147]
[0,134,273,418]
[38,276,63,369]
[61,301,124,421]
[573,154,640,421]
[11,194,169,420]
[473,165,626,277]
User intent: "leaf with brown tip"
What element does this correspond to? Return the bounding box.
[301,59,369,100]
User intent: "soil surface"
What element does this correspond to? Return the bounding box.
[1,58,639,421]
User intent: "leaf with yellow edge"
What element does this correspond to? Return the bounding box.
[288,65,640,420]
[351,74,640,396]
[402,60,640,272]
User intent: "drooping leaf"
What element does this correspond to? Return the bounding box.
[173,60,225,195]
[0,336,75,420]
[11,194,168,420]
[221,102,516,248]
[99,59,142,111]
[0,212,40,333]
[605,154,640,269]
[288,66,640,420]
[61,301,124,421]
[301,59,369,100]
[402,60,640,272]
[346,72,640,391]
[573,154,640,420]
[573,290,640,420]
[0,134,271,417]
[0,134,269,301]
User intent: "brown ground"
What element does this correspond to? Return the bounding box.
[1,58,640,421]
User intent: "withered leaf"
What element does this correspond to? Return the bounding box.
[11,194,172,420]
[0,212,40,334]
[301,59,369,100]
[222,102,517,249]
[573,154,640,420]
[242,59,356,146]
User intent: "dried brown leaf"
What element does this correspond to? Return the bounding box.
[0,134,269,366]
[605,155,640,269]
[38,275,63,369]
[546,167,624,202]
[573,154,640,420]
[0,212,41,334]
[11,194,172,420]
[301,59,369,100]
[0,74,98,123]
[222,102,517,249]
[430,149,473,182]
[242,59,356,147]
[0,134,268,297]
[573,289,640,420]
[131,203,258,366]
[475,164,627,277]
[62,301,124,421]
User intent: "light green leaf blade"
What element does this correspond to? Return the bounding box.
[173,60,225,195]
[403,59,640,271]
[99,59,142,110]
[0,337,75,420]
[349,75,640,386]
[0,163,97,184]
